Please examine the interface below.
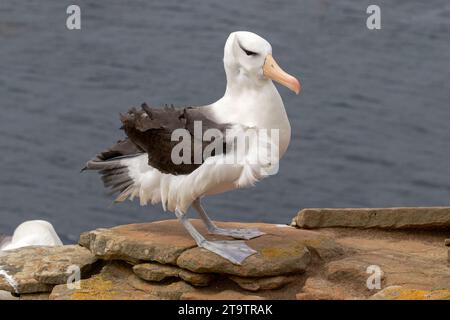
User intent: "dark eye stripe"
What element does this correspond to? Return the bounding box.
[242,48,257,56]
[238,41,258,56]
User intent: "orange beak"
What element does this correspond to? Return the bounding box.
[263,54,301,95]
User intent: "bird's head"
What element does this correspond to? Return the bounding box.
[223,31,301,95]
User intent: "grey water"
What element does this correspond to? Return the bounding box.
[1,0,450,243]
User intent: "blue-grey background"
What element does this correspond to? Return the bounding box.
[1,0,449,243]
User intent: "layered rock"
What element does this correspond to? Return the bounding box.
[79,220,342,276]
[292,207,450,229]
[51,261,194,300]
[78,221,197,264]
[1,211,449,300]
[291,207,450,300]
[293,226,450,299]
[296,277,364,300]
[229,275,298,291]
[72,220,343,299]
[133,262,215,286]
[0,245,97,294]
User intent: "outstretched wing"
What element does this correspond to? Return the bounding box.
[83,103,232,200]
[119,103,231,175]
[83,103,276,210]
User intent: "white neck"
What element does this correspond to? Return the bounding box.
[209,74,292,157]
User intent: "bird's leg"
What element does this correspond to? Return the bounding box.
[192,199,265,240]
[174,209,256,265]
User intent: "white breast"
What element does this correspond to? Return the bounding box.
[210,81,291,158]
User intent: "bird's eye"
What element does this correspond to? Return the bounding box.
[242,48,257,56]
[238,42,257,56]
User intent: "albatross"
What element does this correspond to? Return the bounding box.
[84,31,301,265]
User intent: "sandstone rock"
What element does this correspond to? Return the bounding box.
[79,221,197,264]
[128,274,194,300]
[296,277,363,300]
[0,245,96,294]
[19,293,50,300]
[4,215,448,301]
[50,261,196,300]
[0,248,51,294]
[177,222,343,277]
[293,207,450,229]
[329,229,450,291]
[80,220,342,278]
[34,245,97,284]
[178,269,215,287]
[50,261,154,300]
[326,257,385,291]
[133,262,215,286]
[133,263,179,281]
[181,289,265,300]
[369,286,450,300]
[2,217,445,300]
[178,241,309,278]
[229,275,298,291]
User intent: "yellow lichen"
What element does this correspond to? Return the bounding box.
[383,288,450,300]
[261,246,298,259]
[70,275,117,300]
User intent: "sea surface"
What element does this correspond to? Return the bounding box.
[1,0,450,243]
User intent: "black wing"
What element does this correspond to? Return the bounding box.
[119,103,230,175]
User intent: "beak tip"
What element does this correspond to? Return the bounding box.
[263,54,301,95]
[293,79,301,95]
